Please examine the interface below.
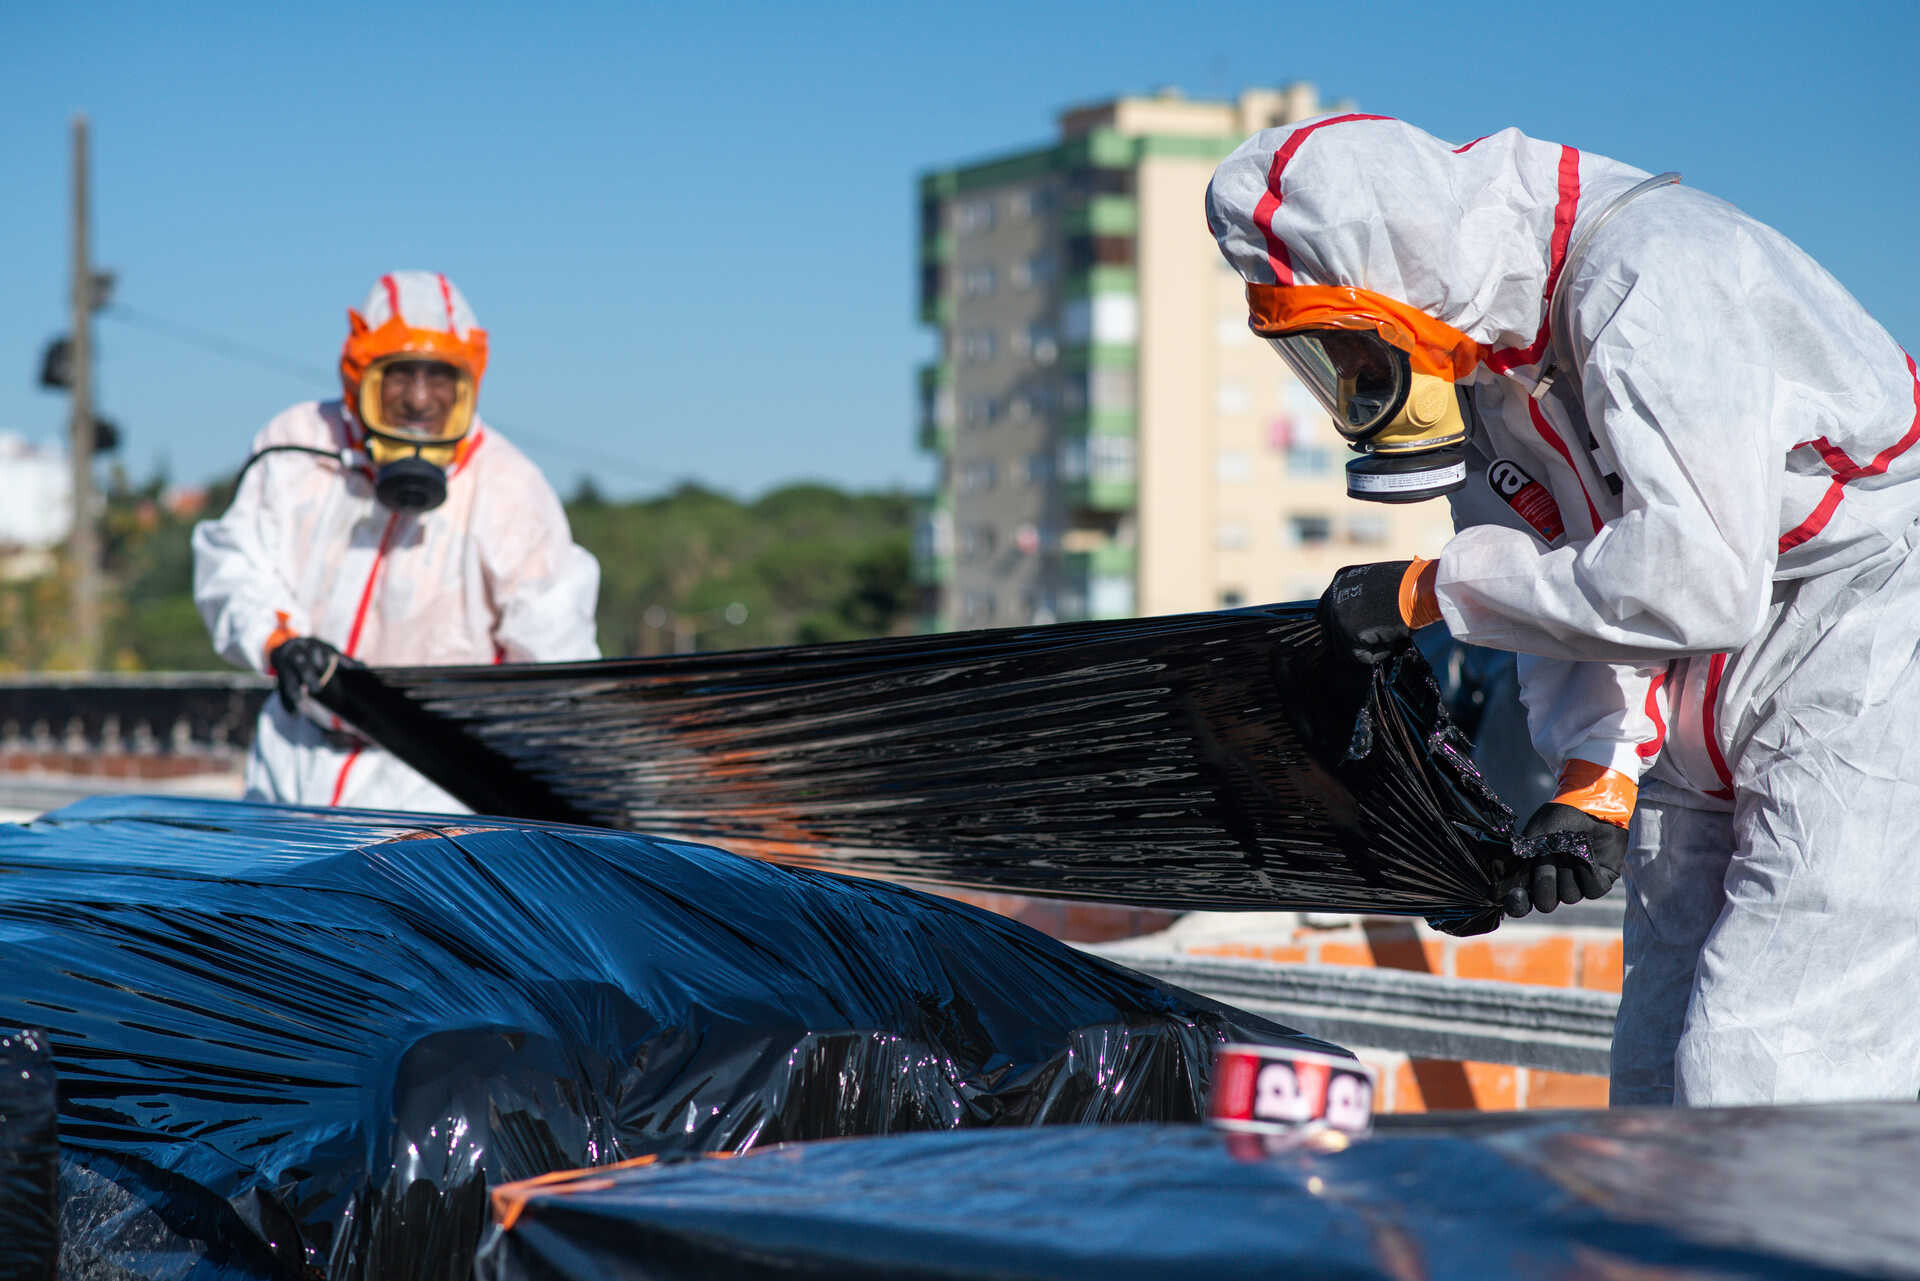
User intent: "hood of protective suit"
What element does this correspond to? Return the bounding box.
[1204,115,1653,376]
[338,270,490,436]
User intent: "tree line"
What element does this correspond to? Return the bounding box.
[0,471,917,672]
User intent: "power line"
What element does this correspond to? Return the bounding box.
[107,304,333,383]
[99,304,680,483]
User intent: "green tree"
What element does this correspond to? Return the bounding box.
[15,469,918,672]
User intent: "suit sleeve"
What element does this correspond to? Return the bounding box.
[1514,654,1667,779]
[1434,240,1779,663]
[481,461,602,662]
[1441,447,1666,781]
[191,427,311,675]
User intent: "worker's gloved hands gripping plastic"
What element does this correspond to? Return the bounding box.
[1317,559,1630,924]
[1505,763,1632,917]
[1315,559,1442,666]
[268,636,361,716]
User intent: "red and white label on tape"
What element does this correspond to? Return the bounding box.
[1207,1044,1376,1137]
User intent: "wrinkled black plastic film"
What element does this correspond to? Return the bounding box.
[320,605,1513,929]
[0,1029,56,1281]
[477,1108,1920,1281]
[1,797,1327,1279]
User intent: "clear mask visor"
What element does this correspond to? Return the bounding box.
[359,356,475,446]
[1266,330,1411,442]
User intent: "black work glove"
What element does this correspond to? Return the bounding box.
[1502,801,1628,918]
[269,636,355,714]
[1316,560,1416,666]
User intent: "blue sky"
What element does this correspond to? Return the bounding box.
[1,1,1913,500]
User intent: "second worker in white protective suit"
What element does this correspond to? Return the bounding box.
[1206,115,1920,1107]
[193,271,601,812]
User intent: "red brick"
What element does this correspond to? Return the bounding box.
[1187,942,1312,964]
[1579,938,1624,993]
[1454,935,1577,987]
[1528,1070,1610,1109]
[1394,1060,1522,1112]
[1316,939,1374,967]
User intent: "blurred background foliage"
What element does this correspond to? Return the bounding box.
[0,469,915,672]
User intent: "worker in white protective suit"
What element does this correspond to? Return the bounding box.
[193,271,601,811]
[1207,115,1920,1108]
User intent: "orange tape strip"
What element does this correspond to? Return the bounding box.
[1553,760,1637,829]
[1398,558,1442,630]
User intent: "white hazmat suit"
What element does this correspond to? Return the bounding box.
[193,273,601,812]
[1208,116,1920,1106]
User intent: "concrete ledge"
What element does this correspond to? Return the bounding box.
[1090,947,1618,1075]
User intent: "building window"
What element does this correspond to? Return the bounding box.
[959,329,995,364]
[1287,514,1333,546]
[921,379,955,433]
[960,591,995,625]
[1216,313,1252,346]
[957,460,998,494]
[1023,451,1053,485]
[1056,437,1088,482]
[1088,366,1135,412]
[1288,448,1335,476]
[1348,514,1390,546]
[961,396,1002,430]
[1065,233,1134,272]
[1090,435,1135,482]
[915,508,953,560]
[1215,380,1250,415]
[959,524,998,561]
[1273,378,1337,474]
[960,264,996,298]
[1090,574,1135,619]
[1216,449,1250,484]
[1059,378,1087,414]
[1009,187,1058,220]
[1219,588,1246,608]
[1067,167,1132,198]
[956,198,995,236]
[1216,521,1249,550]
[1063,295,1139,346]
[1012,252,1057,290]
[1015,324,1058,365]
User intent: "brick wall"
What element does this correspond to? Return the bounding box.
[1187,916,1620,1112]
[933,889,1182,944]
[0,751,238,781]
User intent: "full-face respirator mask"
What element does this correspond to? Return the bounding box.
[337,282,490,514]
[1247,283,1483,504]
[355,356,476,513]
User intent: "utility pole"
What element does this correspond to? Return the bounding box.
[68,114,100,671]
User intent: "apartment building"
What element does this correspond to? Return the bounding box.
[914,85,1455,629]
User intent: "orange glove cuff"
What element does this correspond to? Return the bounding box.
[1398,558,1443,630]
[263,611,298,675]
[1553,760,1637,829]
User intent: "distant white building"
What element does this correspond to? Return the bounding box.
[0,434,72,580]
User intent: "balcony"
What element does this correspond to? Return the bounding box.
[1062,195,1137,238]
[1063,474,1135,512]
[916,362,954,453]
[1062,541,1137,620]
[911,552,954,589]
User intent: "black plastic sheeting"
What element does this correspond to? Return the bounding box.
[477,1107,1920,1280]
[0,797,1326,1280]
[318,605,1515,933]
[0,1029,57,1281]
